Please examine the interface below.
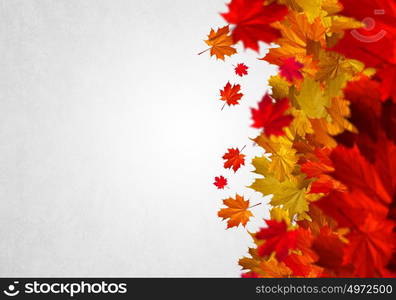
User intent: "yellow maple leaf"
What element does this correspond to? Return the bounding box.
[270,207,292,225]
[250,174,312,219]
[203,26,236,60]
[295,0,324,23]
[324,15,362,34]
[296,77,330,118]
[315,51,364,82]
[326,97,357,135]
[321,0,342,15]
[217,194,253,228]
[253,135,298,181]
[269,75,290,100]
[289,107,314,137]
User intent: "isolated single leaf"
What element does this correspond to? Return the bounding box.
[218,194,253,228]
[234,63,248,77]
[221,0,288,51]
[223,148,245,172]
[220,82,243,106]
[204,26,237,60]
[251,94,294,136]
[213,176,228,189]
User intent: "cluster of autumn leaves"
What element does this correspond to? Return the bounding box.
[205,0,396,277]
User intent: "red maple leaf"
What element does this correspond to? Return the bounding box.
[256,220,298,261]
[343,214,396,277]
[221,0,288,51]
[241,271,259,278]
[334,0,396,103]
[280,58,303,82]
[222,148,245,172]
[300,148,346,194]
[213,176,228,189]
[250,94,293,136]
[331,145,392,206]
[234,63,248,77]
[220,82,243,107]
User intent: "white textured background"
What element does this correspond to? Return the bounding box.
[0,0,275,277]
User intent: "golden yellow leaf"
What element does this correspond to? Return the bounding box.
[253,135,298,181]
[295,0,324,23]
[269,75,290,100]
[296,77,330,118]
[326,97,357,135]
[250,174,312,219]
[289,107,314,137]
[321,0,342,15]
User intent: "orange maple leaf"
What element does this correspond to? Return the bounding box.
[220,82,243,107]
[203,26,237,60]
[218,194,253,228]
[222,147,245,172]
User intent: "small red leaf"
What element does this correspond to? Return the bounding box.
[213,176,228,189]
[234,63,249,77]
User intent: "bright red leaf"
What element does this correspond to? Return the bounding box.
[213,175,228,189]
[251,94,293,136]
[256,220,298,261]
[220,82,243,107]
[222,148,245,172]
[234,63,248,77]
[221,0,288,51]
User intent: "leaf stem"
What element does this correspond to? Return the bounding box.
[197,48,210,55]
[249,202,262,209]
[221,102,226,111]
[240,145,246,152]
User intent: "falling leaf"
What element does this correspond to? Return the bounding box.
[218,194,253,228]
[213,176,228,189]
[222,148,245,172]
[204,26,237,60]
[234,63,248,77]
[220,82,243,107]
